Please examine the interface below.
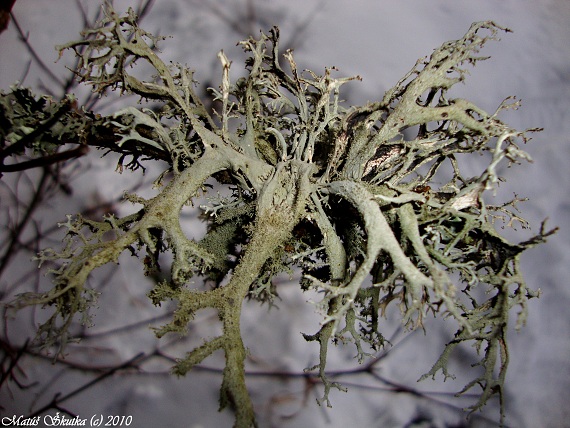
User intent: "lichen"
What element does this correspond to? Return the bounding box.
[4,4,557,427]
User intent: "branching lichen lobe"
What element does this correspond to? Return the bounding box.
[5,5,557,427]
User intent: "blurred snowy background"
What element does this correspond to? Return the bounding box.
[1,1,568,427]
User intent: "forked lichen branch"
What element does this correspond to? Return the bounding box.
[4,4,557,427]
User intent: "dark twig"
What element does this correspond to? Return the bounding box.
[24,352,146,419]
[0,145,88,173]
[9,14,65,88]
[0,168,49,278]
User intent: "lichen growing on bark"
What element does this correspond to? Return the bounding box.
[4,4,556,427]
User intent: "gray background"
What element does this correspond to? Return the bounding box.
[1,1,568,427]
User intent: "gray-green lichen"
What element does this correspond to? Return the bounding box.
[4,4,557,427]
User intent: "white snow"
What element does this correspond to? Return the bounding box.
[1,1,568,427]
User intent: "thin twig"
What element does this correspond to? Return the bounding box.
[10,14,65,88]
[0,168,49,278]
[25,352,146,418]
